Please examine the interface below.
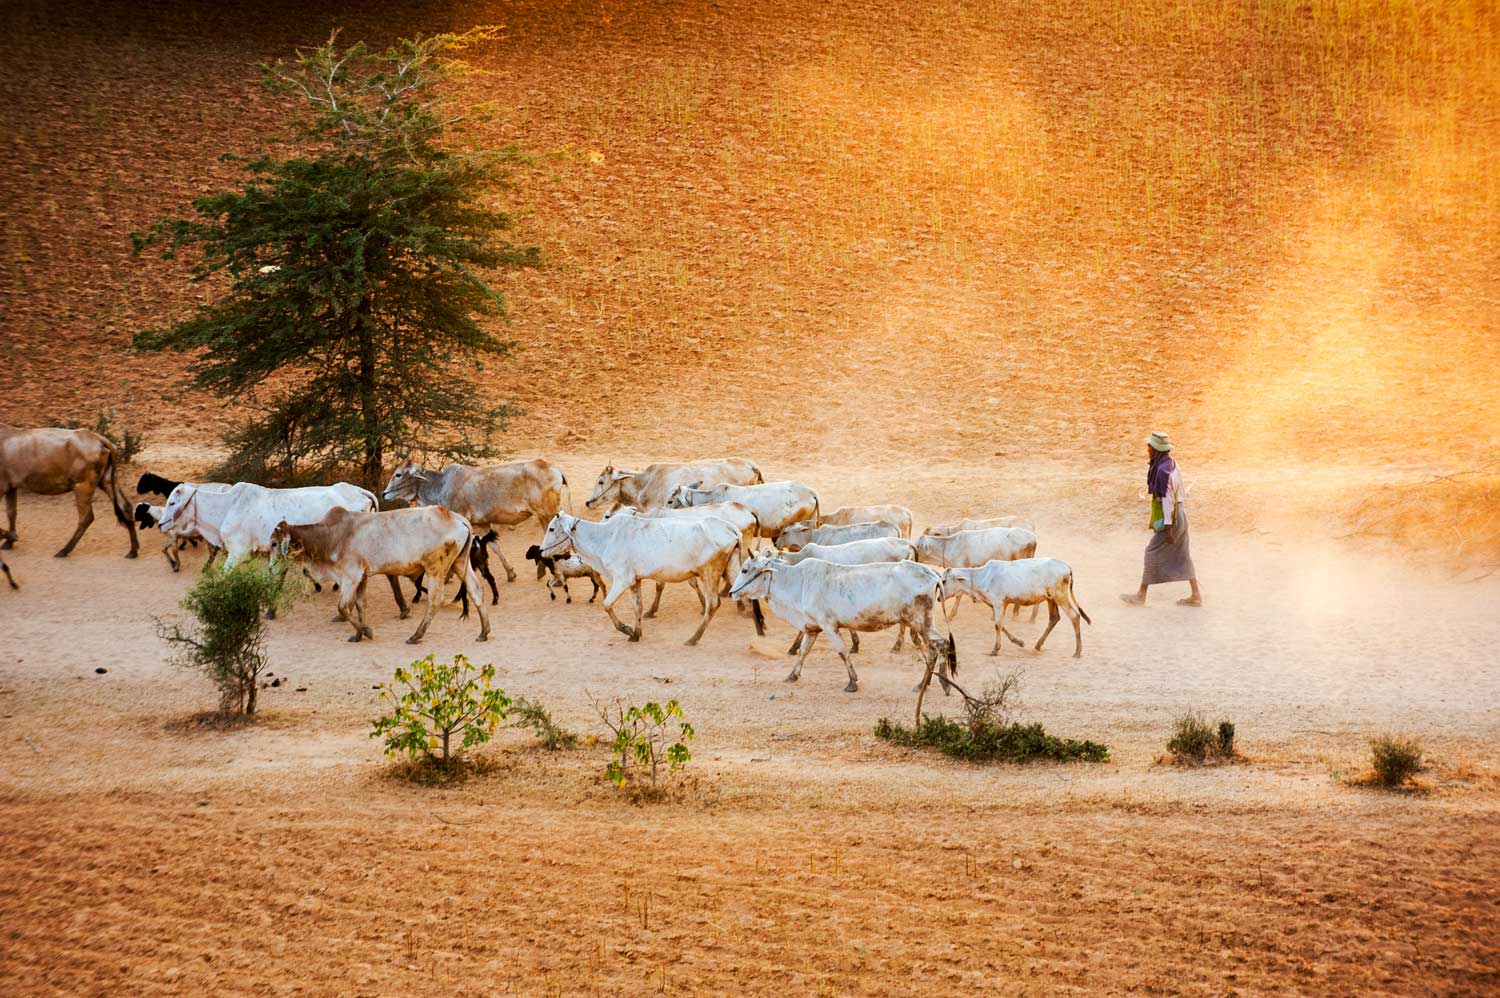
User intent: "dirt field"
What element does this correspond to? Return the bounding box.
[2,453,1498,996]
[5,0,1500,994]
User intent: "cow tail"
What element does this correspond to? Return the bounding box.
[561,471,575,515]
[1072,574,1092,626]
[751,463,764,484]
[937,581,958,675]
[103,446,132,528]
[812,495,821,525]
[360,487,379,512]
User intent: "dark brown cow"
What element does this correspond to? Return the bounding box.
[0,424,139,558]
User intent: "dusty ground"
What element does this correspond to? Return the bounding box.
[2,455,1498,995]
[4,0,1500,993]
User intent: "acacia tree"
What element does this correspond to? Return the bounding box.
[133,28,537,487]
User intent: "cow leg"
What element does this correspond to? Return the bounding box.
[202,544,221,572]
[684,569,723,646]
[340,576,369,641]
[477,546,500,604]
[787,632,803,656]
[1035,599,1062,652]
[388,575,411,619]
[601,577,640,640]
[55,482,96,557]
[407,567,444,644]
[1,487,16,547]
[163,539,181,572]
[821,627,859,693]
[629,580,644,642]
[562,578,572,603]
[848,630,861,654]
[788,629,819,683]
[589,573,602,603]
[1,559,14,589]
[490,542,518,583]
[645,581,666,618]
[991,602,1026,654]
[467,565,491,642]
[891,623,907,653]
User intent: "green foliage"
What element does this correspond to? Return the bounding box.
[510,695,579,751]
[1166,710,1239,764]
[591,695,695,787]
[157,559,302,715]
[877,669,1106,763]
[132,28,538,488]
[1369,734,1423,788]
[371,654,511,768]
[59,407,145,466]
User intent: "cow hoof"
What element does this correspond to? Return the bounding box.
[405,636,421,646]
[329,614,345,624]
[53,550,70,558]
[565,597,573,604]
[548,592,557,601]
[347,634,363,643]
[644,611,659,620]
[0,539,12,550]
[683,638,700,647]
[988,650,999,657]
[628,631,641,643]
[1073,651,1082,659]
[784,673,799,683]
[125,550,139,559]
[477,634,490,642]
[505,572,518,583]
[844,681,859,693]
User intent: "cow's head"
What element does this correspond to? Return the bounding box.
[909,533,941,564]
[269,519,303,560]
[666,481,711,509]
[775,519,819,552]
[585,465,636,509]
[600,502,637,522]
[133,503,159,530]
[938,568,978,603]
[728,548,780,601]
[539,513,578,557]
[156,484,198,533]
[382,458,428,504]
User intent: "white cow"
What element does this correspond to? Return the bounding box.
[911,526,1037,568]
[538,512,743,645]
[776,520,901,552]
[157,481,378,568]
[667,481,818,540]
[777,536,920,655]
[727,550,956,694]
[271,506,488,644]
[819,504,913,538]
[939,558,1091,657]
[603,502,764,630]
[584,458,762,511]
[923,515,1034,536]
[133,481,231,571]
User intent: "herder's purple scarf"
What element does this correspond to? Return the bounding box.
[1147,451,1176,498]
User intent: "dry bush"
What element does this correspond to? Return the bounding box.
[1368,734,1424,789]
[1166,711,1239,765]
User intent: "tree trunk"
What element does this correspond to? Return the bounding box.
[245,674,258,716]
[355,296,382,489]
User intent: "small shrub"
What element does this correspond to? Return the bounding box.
[1369,734,1423,788]
[371,654,511,771]
[510,696,579,751]
[1166,710,1239,764]
[61,406,146,466]
[878,673,1106,764]
[157,559,302,716]
[591,694,695,787]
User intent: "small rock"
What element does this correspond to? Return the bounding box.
[296,686,308,692]
[270,677,281,687]
[94,667,108,674]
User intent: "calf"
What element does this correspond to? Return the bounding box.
[525,544,604,603]
[272,506,488,644]
[728,550,956,694]
[940,558,1090,657]
[538,512,743,645]
[776,520,901,552]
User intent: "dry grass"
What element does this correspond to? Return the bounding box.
[1344,464,1500,572]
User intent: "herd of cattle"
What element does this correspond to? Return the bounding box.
[1,423,1091,697]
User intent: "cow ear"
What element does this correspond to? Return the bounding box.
[610,470,632,482]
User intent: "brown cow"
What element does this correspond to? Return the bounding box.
[0,424,139,558]
[382,457,568,587]
[271,505,489,644]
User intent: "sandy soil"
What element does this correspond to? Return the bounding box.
[2,454,1497,995]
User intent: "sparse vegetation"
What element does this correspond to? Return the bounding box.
[156,559,302,716]
[59,407,145,466]
[590,695,695,788]
[1166,710,1240,764]
[371,654,511,773]
[510,696,579,751]
[878,672,1108,764]
[1368,734,1424,789]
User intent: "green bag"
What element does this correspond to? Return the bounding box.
[1150,496,1163,530]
